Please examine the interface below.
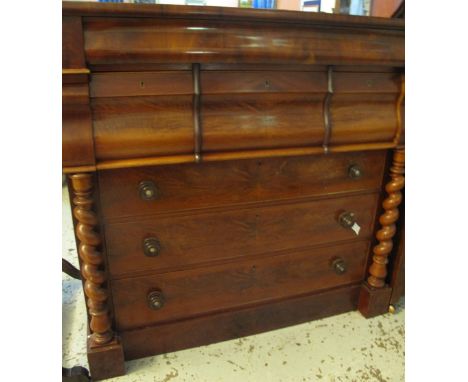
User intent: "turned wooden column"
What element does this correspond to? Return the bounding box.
[69,173,125,380]
[69,173,113,346]
[358,148,405,317]
[368,148,405,287]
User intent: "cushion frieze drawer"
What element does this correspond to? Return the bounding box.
[104,192,379,277]
[98,151,386,220]
[90,71,193,98]
[111,240,370,331]
[92,95,194,161]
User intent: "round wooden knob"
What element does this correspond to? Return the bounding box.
[338,211,355,228]
[331,258,347,275]
[348,164,362,179]
[143,238,161,257]
[139,180,158,201]
[147,291,165,310]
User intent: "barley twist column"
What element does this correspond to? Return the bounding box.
[367,148,405,288]
[69,173,113,347]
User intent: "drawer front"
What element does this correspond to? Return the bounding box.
[202,93,324,152]
[90,71,193,98]
[105,192,379,277]
[330,94,397,145]
[200,71,399,152]
[86,67,400,161]
[98,151,386,220]
[111,240,370,330]
[92,95,194,160]
[201,71,327,94]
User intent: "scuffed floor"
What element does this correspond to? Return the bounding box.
[62,186,404,382]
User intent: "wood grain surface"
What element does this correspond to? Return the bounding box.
[62,3,404,377]
[111,241,369,330]
[92,96,194,160]
[121,283,361,360]
[98,151,386,220]
[104,193,379,276]
[81,16,403,66]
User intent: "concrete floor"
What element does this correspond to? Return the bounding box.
[62,186,405,382]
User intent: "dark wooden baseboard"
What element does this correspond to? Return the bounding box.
[121,283,360,360]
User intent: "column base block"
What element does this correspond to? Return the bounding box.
[358,282,392,318]
[87,336,125,381]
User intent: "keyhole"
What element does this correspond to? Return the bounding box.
[264,80,270,89]
[140,81,145,88]
[366,80,373,87]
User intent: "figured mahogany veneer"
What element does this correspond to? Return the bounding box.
[62,2,404,380]
[112,240,370,330]
[89,70,400,161]
[82,17,403,67]
[121,284,362,360]
[105,192,379,276]
[98,151,386,220]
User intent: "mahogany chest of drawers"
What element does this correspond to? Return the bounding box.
[62,2,405,380]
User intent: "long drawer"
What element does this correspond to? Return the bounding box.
[105,192,379,277]
[98,151,385,220]
[111,240,370,331]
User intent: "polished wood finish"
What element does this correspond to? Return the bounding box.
[62,16,85,69]
[357,283,392,318]
[357,148,404,317]
[367,148,405,288]
[63,68,95,168]
[86,143,396,172]
[69,173,113,347]
[69,173,125,380]
[121,284,361,360]
[201,71,327,94]
[98,151,386,220]
[62,3,404,379]
[112,241,369,330]
[63,106,95,168]
[202,93,324,152]
[62,2,404,172]
[105,194,378,276]
[92,95,194,160]
[77,11,403,67]
[88,69,401,163]
[395,74,405,145]
[90,71,193,98]
[86,339,125,381]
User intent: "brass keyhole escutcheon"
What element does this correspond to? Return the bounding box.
[264,80,271,89]
[139,180,158,201]
[147,290,165,310]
